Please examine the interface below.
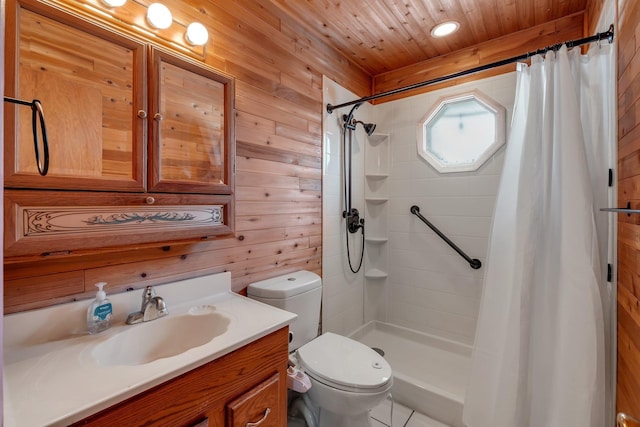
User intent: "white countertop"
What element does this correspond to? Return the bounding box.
[3,272,296,427]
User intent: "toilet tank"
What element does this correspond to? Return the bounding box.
[247,270,322,352]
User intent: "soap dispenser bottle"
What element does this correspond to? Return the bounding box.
[87,282,112,334]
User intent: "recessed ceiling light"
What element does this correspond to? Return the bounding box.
[431,21,460,38]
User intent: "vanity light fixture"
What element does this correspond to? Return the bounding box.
[185,22,209,46]
[146,3,172,30]
[431,21,459,38]
[101,0,126,7]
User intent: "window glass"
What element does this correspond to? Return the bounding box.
[418,91,505,173]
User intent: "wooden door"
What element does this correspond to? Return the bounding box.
[4,0,146,192]
[147,46,235,195]
[617,0,640,423]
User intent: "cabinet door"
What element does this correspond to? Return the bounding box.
[148,47,234,195]
[226,373,282,427]
[4,0,146,192]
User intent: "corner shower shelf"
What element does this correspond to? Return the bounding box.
[364,132,390,323]
[365,197,388,204]
[365,268,388,279]
[365,237,388,244]
[367,133,389,144]
[365,133,389,177]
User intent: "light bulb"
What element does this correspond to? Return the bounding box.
[431,21,459,38]
[186,22,209,46]
[146,3,172,30]
[101,0,126,6]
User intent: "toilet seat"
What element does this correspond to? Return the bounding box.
[296,332,392,393]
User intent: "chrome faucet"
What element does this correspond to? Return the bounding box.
[126,286,168,324]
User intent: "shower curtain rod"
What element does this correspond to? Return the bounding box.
[326,24,614,114]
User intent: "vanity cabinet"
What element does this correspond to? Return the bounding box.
[72,327,288,427]
[3,0,235,258]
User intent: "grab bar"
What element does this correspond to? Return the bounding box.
[4,96,49,176]
[410,205,482,270]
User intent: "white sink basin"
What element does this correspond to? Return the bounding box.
[93,306,230,366]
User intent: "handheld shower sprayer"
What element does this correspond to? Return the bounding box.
[341,103,367,235]
[339,103,377,273]
[342,111,377,136]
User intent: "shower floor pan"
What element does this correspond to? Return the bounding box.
[350,321,471,427]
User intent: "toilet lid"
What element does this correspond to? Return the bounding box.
[296,332,392,391]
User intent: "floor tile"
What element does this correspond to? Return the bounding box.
[370,396,413,426]
[405,411,450,427]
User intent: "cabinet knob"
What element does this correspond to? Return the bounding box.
[146,196,155,205]
[137,110,147,119]
[154,113,164,121]
[246,408,270,427]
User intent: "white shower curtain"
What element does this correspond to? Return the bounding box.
[463,44,614,427]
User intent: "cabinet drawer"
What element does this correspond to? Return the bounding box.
[226,373,281,427]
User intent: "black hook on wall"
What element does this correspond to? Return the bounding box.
[4,96,49,176]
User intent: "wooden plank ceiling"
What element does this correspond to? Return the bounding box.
[268,0,589,77]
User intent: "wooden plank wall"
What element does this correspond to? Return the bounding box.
[3,0,371,313]
[616,0,640,418]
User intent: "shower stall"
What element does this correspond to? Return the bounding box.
[322,73,513,426]
[321,19,616,422]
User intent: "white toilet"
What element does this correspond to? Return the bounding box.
[247,270,392,427]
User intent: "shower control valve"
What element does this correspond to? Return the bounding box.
[344,208,364,233]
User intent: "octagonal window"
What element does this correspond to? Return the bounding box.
[417,90,506,173]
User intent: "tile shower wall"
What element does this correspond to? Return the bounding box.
[321,77,373,335]
[373,73,516,344]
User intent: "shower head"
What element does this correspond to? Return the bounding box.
[354,120,376,136]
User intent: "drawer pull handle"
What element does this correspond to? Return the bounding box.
[246,408,270,427]
[146,196,156,205]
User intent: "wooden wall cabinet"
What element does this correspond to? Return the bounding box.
[3,0,235,258]
[72,327,288,427]
[148,47,234,196]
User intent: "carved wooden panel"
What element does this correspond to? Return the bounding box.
[4,190,232,258]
